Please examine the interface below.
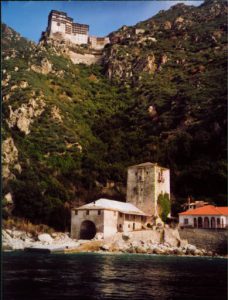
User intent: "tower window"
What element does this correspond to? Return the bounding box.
[86,210,89,215]
[98,210,101,215]
[158,171,165,183]
[57,22,60,26]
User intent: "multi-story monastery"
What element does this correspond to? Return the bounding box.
[42,10,110,50]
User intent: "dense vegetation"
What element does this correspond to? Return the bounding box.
[2,0,227,230]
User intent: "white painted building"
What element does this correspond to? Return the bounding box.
[42,10,110,49]
[46,10,89,45]
[179,205,228,229]
[71,198,148,239]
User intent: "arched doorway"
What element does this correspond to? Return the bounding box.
[211,217,215,229]
[80,220,96,239]
[204,217,209,228]
[217,218,221,228]
[198,217,203,228]
[194,218,197,228]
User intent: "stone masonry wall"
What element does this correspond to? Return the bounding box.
[127,164,170,216]
[179,228,228,254]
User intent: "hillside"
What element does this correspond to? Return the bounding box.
[2,0,227,229]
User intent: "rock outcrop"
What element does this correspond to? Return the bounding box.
[39,36,102,65]
[2,137,21,179]
[2,229,79,251]
[51,106,63,123]
[7,97,46,135]
[31,58,52,74]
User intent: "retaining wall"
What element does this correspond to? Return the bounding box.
[179,228,228,254]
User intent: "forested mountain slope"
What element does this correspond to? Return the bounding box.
[2,0,227,229]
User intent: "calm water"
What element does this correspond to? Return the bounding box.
[2,252,227,300]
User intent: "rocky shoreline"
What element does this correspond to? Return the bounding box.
[2,228,223,257]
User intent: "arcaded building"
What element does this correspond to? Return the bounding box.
[71,198,148,239]
[126,162,170,216]
[179,205,228,229]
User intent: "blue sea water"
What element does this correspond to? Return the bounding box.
[2,252,227,300]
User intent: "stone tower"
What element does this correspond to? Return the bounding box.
[126,162,170,216]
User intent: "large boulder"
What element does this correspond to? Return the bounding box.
[111,240,129,252]
[163,228,181,247]
[38,233,53,244]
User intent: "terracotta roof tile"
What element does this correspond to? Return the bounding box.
[179,205,228,216]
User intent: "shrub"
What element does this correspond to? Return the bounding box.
[158,193,171,222]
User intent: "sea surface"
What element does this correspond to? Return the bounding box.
[2,252,227,300]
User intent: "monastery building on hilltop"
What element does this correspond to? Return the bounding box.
[42,10,110,49]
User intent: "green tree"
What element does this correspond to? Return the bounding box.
[158,193,171,222]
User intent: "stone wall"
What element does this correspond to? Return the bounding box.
[109,229,162,244]
[179,228,228,254]
[69,51,102,65]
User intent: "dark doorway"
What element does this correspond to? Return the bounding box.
[198,217,203,228]
[217,218,221,228]
[80,220,96,239]
[194,218,197,228]
[211,217,215,229]
[204,217,209,228]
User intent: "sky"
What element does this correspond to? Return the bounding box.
[2,0,203,43]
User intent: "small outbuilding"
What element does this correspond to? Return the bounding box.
[179,205,228,229]
[71,198,148,239]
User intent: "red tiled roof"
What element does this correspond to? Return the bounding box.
[179,205,228,216]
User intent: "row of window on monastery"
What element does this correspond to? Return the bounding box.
[74,209,147,221]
